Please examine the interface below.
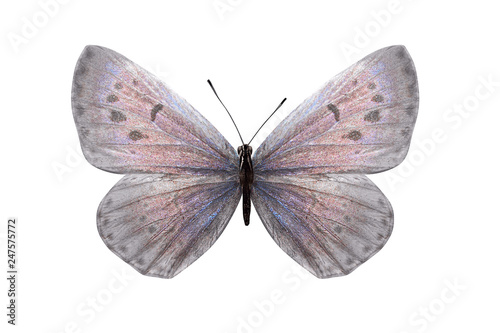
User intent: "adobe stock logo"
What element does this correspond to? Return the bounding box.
[235,266,311,333]
[51,143,85,183]
[384,74,499,191]
[399,278,466,333]
[7,0,72,53]
[339,0,417,62]
[212,0,244,21]
[53,268,136,333]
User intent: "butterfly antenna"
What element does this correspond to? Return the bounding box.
[247,97,287,145]
[207,80,245,145]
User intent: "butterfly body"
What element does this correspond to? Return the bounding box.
[72,45,418,278]
[238,144,254,226]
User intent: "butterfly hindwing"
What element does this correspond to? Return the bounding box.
[97,173,241,278]
[253,45,418,175]
[252,173,393,278]
[72,45,238,175]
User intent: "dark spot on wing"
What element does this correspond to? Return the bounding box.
[84,47,95,59]
[345,258,354,266]
[80,128,90,138]
[364,110,381,123]
[148,226,156,233]
[75,65,87,76]
[405,105,415,116]
[114,82,123,90]
[404,64,415,77]
[368,82,376,90]
[401,127,411,138]
[343,215,351,223]
[74,105,85,117]
[110,110,127,123]
[314,225,325,235]
[73,83,83,98]
[140,215,147,222]
[327,104,340,122]
[119,245,128,254]
[343,130,362,141]
[377,233,385,241]
[408,80,418,97]
[129,130,147,141]
[151,103,163,122]
[353,79,358,86]
[136,257,145,266]
[132,79,139,86]
[372,94,384,103]
[363,245,371,253]
[334,226,342,234]
[396,47,406,59]
[107,94,119,103]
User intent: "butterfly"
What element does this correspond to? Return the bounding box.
[71,45,418,278]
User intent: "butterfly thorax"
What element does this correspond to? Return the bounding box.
[238,144,254,226]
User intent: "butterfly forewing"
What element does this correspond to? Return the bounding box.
[72,45,238,175]
[98,173,241,278]
[253,45,418,175]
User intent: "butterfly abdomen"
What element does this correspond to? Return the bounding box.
[238,144,254,226]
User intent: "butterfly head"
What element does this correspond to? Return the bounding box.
[237,144,253,158]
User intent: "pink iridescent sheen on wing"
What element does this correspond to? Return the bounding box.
[97,173,241,278]
[72,45,238,175]
[253,45,418,175]
[252,173,393,278]
[72,45,241,278]
[252,45,418,277]
[72,45,419,279]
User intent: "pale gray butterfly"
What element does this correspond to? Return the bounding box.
[72,45,418,278]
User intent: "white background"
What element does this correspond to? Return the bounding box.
[2,0,499,332]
